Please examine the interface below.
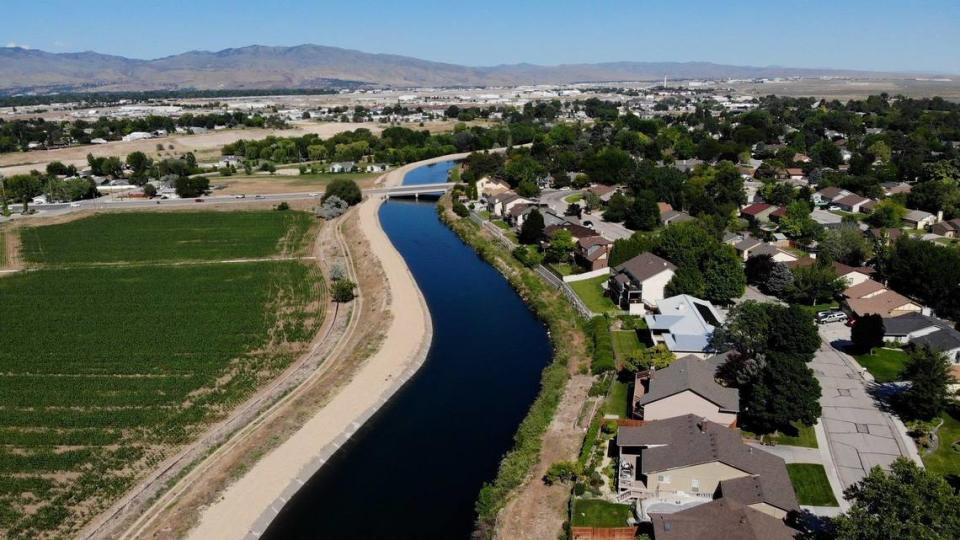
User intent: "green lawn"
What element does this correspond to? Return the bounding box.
[922,408,960,477]
[549,263,576,276]
[0,229,6,267]
[855,348,908,383]
[744,421,818,448]
[19,211,313,264]
[564,193,584,204]
[569,275,618,314]
[492,219,510,230]
[571,499,634,527]
[611,330,643,361]
[477,210,491,220]
[603,379,632,418]
[787,464,839,506]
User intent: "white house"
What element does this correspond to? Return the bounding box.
[645,295,725,357]
[903,209,938,230]
[122,131,153,142]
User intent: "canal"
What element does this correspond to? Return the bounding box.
[263,161,552,539]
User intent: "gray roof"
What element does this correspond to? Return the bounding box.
[645,295,724,353]
[904,209,934,222]
[617,415,797,511]
[636,356,739,412]
[913,328,960,353]
[718,475,796,512]
[882,313,940,336]
[614,252,676,283]
[650,499,797,540]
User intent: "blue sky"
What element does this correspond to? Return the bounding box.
[4,0,959,73]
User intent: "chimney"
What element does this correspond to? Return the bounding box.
[937,210,944,223]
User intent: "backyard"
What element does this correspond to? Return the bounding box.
[786,463,839,506]
[921,407,960,477]
[569,275,618,314]
[603,378,632,419]
[571,499,634,527]
[855,348,908,383]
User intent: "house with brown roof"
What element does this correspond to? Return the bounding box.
[649,499,796,540]
[616,415,799,519]
[834,193,872,213]
[843,279,922,318]
[576,235,613,271]
[608,253,677,315]
[475,176,511,198]
[812,186,851,206]
[867,227,903,245]
[588,184,619,203]
[544,221,596,241]
[903,209,938,230]
[833,262,874,287]
[740,203,777,223]
[487,191,531,217]
[932,218,960,238]
[633,356,739,425]
[785,168,806,181]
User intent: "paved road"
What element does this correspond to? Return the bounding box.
[812,323,921,491]
[536,188,633,241]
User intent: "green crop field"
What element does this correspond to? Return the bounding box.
[0,211,324,538]
[19,211,313,265]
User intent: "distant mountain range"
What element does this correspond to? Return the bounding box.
[0,44,933,94]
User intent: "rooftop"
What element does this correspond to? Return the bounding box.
[636,355,739,412]
[650,499,796,540]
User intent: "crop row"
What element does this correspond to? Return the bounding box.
[19,210,314,264]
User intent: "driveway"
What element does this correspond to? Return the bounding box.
[536,189,634,241]
[812,323,921,490]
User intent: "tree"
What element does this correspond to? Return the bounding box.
[740,352,822,433]
[143,183,157,198]
[778,200,822,243]
[767,304,821,359]
[324,178,361,205]
[763,262,794,297]
[745,254,775,286]
[788,262,844,305]
[173,176,209,198]
[545,229,575,263]
[833,459,960,540]
[851,314,885,353]
[820,224,870,266]
[713,301,773,358]
[543,461,580,485]
[811,139,842,168]
[331,279,356,303]
[664,265,706,298]
[895,345,953,421]
[518,208,544,245]
[701,248,746,304]
[602,192,630,222]
[867,199,906,228]
[2,174,43,210]
[624,190,660,231]
[887,237,960,321]
[126,151,152,180]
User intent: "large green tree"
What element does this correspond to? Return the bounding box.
[833,459,960,540]
[895,345,953,421]
[518,208,545,245]
[739,352,822,433]
[324,178,362,205]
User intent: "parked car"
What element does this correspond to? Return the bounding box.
[194,198,204,203]
[816,310,848,324]
[234,194,246,199]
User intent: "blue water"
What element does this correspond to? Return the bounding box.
[263,162,552,539]
[401,160,456,186]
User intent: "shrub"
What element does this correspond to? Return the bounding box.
[331,279,356,303]
[324,178,362,205]
[544,461,580,485]
[275,201,290,211]
[589,317,615,374]
[452,202,469,217]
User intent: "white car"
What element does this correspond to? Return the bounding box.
[816,310,848,324]
[827,205,840,211]
[234,194,246,199]
[69,202,81,208]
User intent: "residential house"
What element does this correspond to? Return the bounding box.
[505,203,534,229]
[812,186,851,206]
[932,218,960,238]
[748,243,798,264]
[576,235,613,271]
[867,227,903,245]
[588,184,618,203]
[833,262,874,287]
[327,161,356,173]
[616,415,798,519]
[740,203,778,224]
[645,295,725,357]
[834,194,872,213]
[217,155,243,169]
[544,221,596,241]
[881,182,912,196]
[476,176,511,198]
[658,202,694,225]
[843,279,922,319]
[672,159,704,173]
[903,209,937,230]
[649,499,796,540]
[785,168,806,181]
[488,192,531,218]
[608,253,677,314]
[725,233,763,261]
[913,326,960,364]
[861,199,878,213]
[122,131,153,142]
[633,355,738,425]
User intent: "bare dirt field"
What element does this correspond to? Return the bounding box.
[212,172,378,195]
[0,121,380,176]
[731,78,960,101]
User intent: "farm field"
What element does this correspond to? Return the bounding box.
[19,211,313,264]
[0,211,324,538]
